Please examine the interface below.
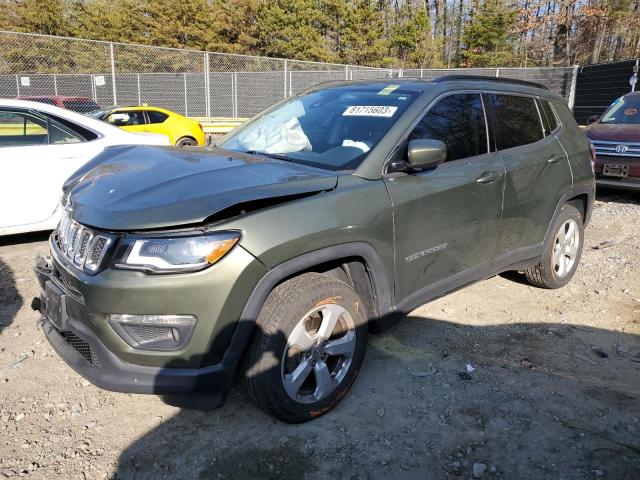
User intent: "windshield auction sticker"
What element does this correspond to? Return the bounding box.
[378,85,400,95]
[343,106,398,117]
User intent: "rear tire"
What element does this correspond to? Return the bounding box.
[176,136,198,147]
[524,204,584,289]
[242,273,367,423]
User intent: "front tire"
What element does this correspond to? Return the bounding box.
[242,273,367,423]
[524,204,584,289]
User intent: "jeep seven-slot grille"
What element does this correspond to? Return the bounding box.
[54,213,115,272]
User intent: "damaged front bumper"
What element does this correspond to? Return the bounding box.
[33,233,268,408]
[34,257,232,404]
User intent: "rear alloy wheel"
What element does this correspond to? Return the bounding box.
[524,204,584,289]
[176,136,198,147]
[552,218,580,278]
[242,273,367,423]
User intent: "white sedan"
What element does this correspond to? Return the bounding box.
[0,99,170,236]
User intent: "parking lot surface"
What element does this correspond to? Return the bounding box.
[0,191,639,479]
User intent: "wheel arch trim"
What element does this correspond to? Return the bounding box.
[220,242,392,371]
[543,182,595,247]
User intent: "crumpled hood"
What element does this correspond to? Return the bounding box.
[584,123,640,143]
[63,145,338,230]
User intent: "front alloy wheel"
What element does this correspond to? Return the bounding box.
[282,303,356,404]
[242,273,367,423]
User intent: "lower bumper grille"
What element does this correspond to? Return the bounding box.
[62,331,101,367]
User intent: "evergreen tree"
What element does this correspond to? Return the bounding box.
[338,0,389,66]
[145,0,220,49]
[249,0,332,61]
[390,3,441,68]
[1,0,639,67]
[461,0,518,66]
[68,0,152,44]
[9,0,70,36]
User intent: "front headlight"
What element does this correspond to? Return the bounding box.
[114,231,241,273]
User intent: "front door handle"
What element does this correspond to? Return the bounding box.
[476,171,502,184]
[547,155,563,164]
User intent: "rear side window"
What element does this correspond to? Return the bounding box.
[147,111,169,124]
[147,110,169,123]
[539,99,559,135]
[409,93,488,162]
[490,94,543,150]
[48,122,83,144]
[47,114,98,141]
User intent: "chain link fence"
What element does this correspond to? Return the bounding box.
[0,30,578,119]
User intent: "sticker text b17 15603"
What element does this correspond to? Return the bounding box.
[343,106,398,117]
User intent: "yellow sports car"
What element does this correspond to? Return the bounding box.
[90,105,206,146]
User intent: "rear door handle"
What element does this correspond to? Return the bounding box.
[547,155,564,164]
[476,171,502,184]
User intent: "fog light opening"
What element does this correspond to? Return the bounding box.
[109,314,196,351]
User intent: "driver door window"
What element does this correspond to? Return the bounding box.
[409,93,489,162]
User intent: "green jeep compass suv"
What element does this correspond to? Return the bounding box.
[35,76,595,422]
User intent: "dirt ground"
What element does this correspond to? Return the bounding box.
[0,190,639,480]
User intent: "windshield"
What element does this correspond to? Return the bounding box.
[220,85,419,171]
[600,95,640,125]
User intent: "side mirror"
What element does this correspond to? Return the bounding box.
[587,115,599,125]
[406,139,447,170]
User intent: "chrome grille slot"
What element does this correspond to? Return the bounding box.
[54,213,115,274]
[67,224,80,256]
[74,230,93,265]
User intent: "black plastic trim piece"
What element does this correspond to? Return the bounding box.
[41,316,229,400]
[395,261,491,314]
[435,75,549,91]
[217,242,393,391]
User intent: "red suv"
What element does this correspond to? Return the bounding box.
[584,92,640,191]
[16,96,101,114]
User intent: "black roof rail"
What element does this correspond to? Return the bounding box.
[435,74,549,91]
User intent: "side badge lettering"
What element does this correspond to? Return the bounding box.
[405,243,448,263]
